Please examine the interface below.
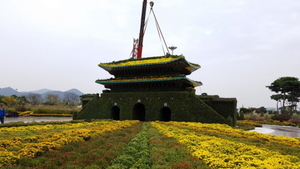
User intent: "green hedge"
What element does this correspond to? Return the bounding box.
[26,107,78,115]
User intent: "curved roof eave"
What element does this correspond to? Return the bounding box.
[95,77,202,87]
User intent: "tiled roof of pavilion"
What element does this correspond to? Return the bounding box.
[98,55,200,74]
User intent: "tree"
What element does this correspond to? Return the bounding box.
[26,93,43,105]
[239,107,251,114]
[1,96,17,106]
[64,92,79,106]
[201,93,208,96]
[259,106,267,114]
[267,77,300,114]
[16,96,28,105]
[44,94,60,105]
[270,94,282,113]
[0,95,4,103]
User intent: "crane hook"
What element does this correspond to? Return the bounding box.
[150,1,154,8]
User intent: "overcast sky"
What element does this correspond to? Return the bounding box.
[1,0,299,108]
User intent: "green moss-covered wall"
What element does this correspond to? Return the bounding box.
[211,99,237,126]
[74,90,236,126]
[199,96,237,126]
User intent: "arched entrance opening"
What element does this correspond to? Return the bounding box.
[132,103,146,121]
[111,106,120,120]
[160,107,171,121]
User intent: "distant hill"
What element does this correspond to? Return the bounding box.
[0,87,84,98]
[65,89,84,96]
[30,89,53,94]
[0,87,19,96]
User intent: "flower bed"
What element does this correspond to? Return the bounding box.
[171,121,300,148]
[152,121,300,168]
[2,120,300,168]
[0,120,139,167]
[11,122,143,168]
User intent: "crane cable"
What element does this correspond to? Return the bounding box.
[130,7,153,58]
[143,3,170,56]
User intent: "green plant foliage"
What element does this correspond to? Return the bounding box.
[239,107,252,113]
[201,96,237,126]
[108,123,152,168]
[227,116,233,127]
[237,111,245,120]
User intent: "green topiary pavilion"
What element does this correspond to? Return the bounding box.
[73,1,237,126]
[74,54,237,126]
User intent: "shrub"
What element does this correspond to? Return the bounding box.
[288,119,300,124]
[272,114,291,122]
[292,115,300,119]
[237,111,245,120]
[227,116,233,126]
[15,105,26,112]
[239,108,251,113]
[247,116,265,121]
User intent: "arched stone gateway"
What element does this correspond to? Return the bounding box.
[160,107,171,121]
[132,103,146,121]
[111,106,120,120]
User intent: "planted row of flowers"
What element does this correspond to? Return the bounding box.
[148,123,209,169]
[238,119,297,127]
[0,120,114,133]
[152,121,300,169]
[30,113,73,117]
[171,121,300,148]
[108,122,151,168]
[0,120,139,167]
[236,120,263,127]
